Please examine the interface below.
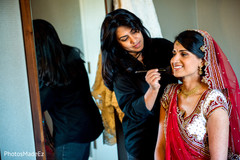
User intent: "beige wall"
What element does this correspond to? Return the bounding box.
[197,0,240,82]
[153,0,198,41]
[153,0,240,82]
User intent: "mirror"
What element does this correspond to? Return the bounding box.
[30,0,114,159]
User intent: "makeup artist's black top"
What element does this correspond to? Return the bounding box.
[113,38,177,160]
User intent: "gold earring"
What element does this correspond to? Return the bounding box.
[199,66,203,75]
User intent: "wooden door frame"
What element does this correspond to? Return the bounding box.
[19,0,46,159]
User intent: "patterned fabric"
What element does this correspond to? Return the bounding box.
[195,30,225,90]
[92,53,124,145]
[193,30,240,157]
[162,84,228,159]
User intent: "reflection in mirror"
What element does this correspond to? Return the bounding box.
[30,0,119,159]
[32,18,104,160]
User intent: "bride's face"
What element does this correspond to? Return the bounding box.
[171,41,203,80]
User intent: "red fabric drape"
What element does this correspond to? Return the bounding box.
[212,38,240,154]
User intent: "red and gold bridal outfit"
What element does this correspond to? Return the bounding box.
[161,30,240,160]
[161,84,228,159]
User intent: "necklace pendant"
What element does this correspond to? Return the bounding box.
[179,85,201,98]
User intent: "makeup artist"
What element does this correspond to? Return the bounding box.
[100,9,177,160]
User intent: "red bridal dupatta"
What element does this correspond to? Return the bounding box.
[165,30,240,159]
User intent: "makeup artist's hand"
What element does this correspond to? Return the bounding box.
[145,69,161,90]
[144,69,161,111]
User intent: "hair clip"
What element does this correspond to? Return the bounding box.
[200,45,207,52]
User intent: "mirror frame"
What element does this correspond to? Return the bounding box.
[19,0,46,159]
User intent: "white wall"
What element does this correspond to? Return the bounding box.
[0,0,36,160]
[79,0,105,86]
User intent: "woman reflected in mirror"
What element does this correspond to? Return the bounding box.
[33,19,103,160]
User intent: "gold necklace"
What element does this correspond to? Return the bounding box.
[179,85,201,98]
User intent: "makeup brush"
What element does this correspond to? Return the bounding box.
[135,66,171,74]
